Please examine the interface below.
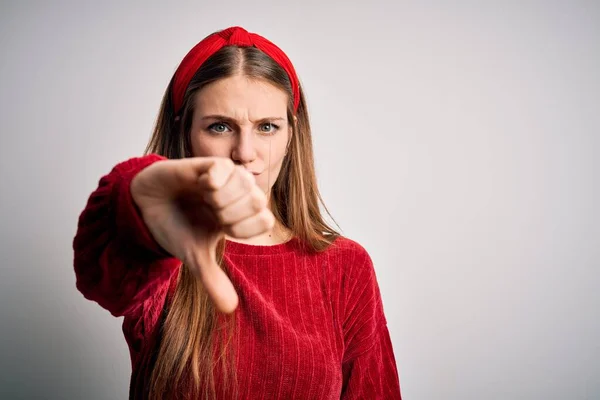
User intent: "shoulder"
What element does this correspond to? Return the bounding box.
[325,237,387,333]
[317,235,376,280]
[325,235,372,264]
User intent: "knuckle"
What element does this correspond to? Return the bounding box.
[212,194,226,210]
[260,210,275,229]
[237,167,253,190]
[209,159,234,187]
[251,192,266,212]
[221,158,235,174]
[228,223,242,238]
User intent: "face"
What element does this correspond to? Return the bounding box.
[190,75,292,194]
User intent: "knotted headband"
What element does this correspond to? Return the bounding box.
[171,26,300,115]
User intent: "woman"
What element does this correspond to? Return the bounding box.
[73,26,401,399]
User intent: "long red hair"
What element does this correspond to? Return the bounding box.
[145,44,339,399]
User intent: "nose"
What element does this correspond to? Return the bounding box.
[231,130,257,166]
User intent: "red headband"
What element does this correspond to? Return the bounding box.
[171,26,300,115]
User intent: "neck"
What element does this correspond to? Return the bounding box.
[225,220,292,246]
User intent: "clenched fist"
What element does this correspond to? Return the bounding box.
[130,157,275,314]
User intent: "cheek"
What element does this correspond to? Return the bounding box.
[255,143,287,191]
[257,159,286,193]
[267,150,288,182]
[263,137,287,170]
[190,134,228,157]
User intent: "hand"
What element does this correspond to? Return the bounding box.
[130,157,275,313]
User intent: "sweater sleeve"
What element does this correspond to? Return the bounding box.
[340,247,402,399]
[72,154,181,317]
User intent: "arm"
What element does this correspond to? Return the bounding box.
[340,248,402,399]
[72,155,181,317]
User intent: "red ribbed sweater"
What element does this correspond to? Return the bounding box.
[73,155,401,399]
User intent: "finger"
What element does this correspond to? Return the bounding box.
[224,208,275,239]
[215,185,267,225]
[172,157,218,186]
[203,166,255,210]
[197,158,236,191]
[186,238,239,314]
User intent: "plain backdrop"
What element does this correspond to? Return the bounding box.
[1,1,599,399]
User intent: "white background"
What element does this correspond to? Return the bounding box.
[1,1,598,399]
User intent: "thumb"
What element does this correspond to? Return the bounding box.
[188,233,239,314]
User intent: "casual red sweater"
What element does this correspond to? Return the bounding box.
[73,155,401,399]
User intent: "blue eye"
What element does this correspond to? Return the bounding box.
[207,123,230,134]
[259,123,280,134]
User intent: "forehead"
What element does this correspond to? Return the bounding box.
[194,75,289,117]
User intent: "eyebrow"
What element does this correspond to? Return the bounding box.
[200,114,286,123]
